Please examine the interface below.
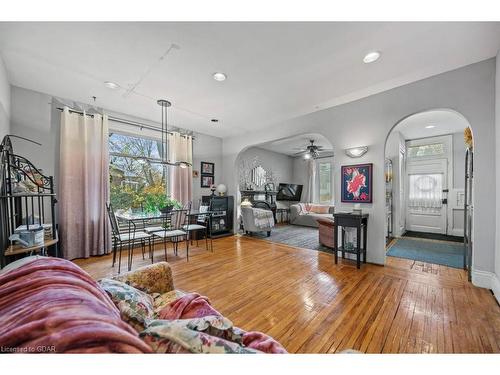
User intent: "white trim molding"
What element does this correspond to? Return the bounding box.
[471,269,500,305]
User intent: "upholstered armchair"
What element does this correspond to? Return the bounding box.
[317,217,336,249]
[241,206,275,237]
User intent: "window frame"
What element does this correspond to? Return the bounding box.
[318,160,333,204]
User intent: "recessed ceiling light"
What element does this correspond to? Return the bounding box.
[104,81,120,89]
[211,119,219,123]
[213,72,227,82]
[363,51,381,64]
[425,125,436,129]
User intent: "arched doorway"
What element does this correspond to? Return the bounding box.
[384,109,474,279]
[233,133,334,246]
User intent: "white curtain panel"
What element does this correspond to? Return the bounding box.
[168,131,193,204]
[303,159,317,203]
[408,173,443,209]
[59,108,111,259]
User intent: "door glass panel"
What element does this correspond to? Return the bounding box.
[408,173,443,210]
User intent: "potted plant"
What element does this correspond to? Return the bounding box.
[159,196,182,214]
[143,193,181,214]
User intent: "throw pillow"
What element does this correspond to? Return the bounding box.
[152,289,186,317]
[99,278,155,332]
[310,204,329,214]
[140,317,261,354]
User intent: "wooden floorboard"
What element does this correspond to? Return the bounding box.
[75,234,500,353]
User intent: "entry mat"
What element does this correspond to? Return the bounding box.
[386,238,464,269]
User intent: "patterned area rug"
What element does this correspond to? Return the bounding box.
[386,238,464,268]
[245,225,332,253]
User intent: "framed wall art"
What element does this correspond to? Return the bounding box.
[201,174,214,188]
[201,162,214,175]
[341,163,373,203]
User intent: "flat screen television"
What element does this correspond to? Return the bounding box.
[276,183,303,201]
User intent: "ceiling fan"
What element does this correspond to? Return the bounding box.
[292,139,334,160]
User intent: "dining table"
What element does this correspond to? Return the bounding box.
[115,209,214,271]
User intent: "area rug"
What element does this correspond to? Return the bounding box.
[245,225,332,253]
[386,238,465,268]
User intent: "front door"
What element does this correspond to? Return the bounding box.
[406,159,447,234]
[405,136,452,235]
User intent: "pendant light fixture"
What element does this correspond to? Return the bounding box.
[152,99,191,168]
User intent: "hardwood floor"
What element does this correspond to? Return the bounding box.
[75,234,500,353]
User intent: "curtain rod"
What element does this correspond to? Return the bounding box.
[55,107,195,139]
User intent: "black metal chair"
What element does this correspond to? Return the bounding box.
[182,202,213,252]
[152,208,190,261]
[106,203,152,273]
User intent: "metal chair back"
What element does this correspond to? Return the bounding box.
[169,208,189,231]
[106,203,121,239]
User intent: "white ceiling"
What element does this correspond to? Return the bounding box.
[258,133,333,156]
[395,109,470,140]
[0,22,499,138]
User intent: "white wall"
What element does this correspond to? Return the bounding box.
[9,85,223,208]
[237,146,294,208]
[10,86,56,178]
[223,59,496,280]
[192,132,223,208]
[494,52,500,302]
[0,56,10,138]
[238,147,294,185]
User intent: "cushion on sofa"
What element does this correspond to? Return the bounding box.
[152,289,186,316]
[310,204,330,214]
[112,261,174,295]
[99,278,155,332]
[140,317,261,354]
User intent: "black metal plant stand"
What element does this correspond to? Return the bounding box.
[0,135,59,268]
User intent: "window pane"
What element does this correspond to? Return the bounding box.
[109,133,167,211]
[319,162,332,204]
[407,143,444,158]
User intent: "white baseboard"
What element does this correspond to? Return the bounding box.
[471,269,500,305]
[491,274,500,305]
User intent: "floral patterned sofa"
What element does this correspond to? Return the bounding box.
[100,262,287,353]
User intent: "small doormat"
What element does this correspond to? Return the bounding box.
[387,238,464,269]
[403,231,463,243]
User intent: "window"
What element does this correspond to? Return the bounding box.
[407,143,444,158]
[109,133,167,210]
[319,162,333,204]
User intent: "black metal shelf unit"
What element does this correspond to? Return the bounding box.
[201,195,234,238]
[0,135,59,267]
